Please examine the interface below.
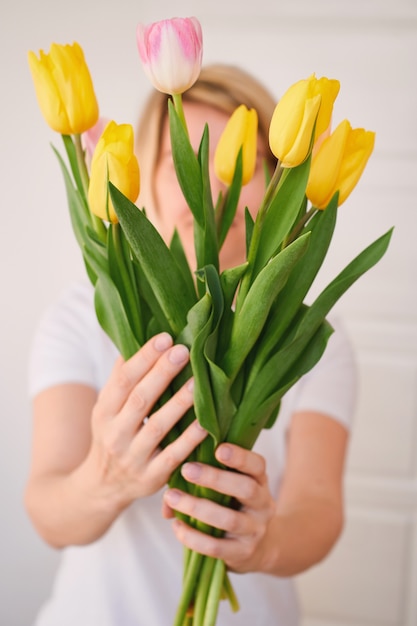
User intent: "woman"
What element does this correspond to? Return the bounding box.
[26,65,356,625]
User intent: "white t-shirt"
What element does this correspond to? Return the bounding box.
[28,280,357,626]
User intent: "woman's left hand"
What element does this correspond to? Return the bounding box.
[162,443,276,573]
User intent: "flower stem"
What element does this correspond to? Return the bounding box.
[74,133,107,240]
[247,163,284,265]
[222,572,240,612]
[193,556,216,623]
[172,93,189,138]
[282,205,317,248]
[202,559,226,626]
[236,163,284,309]
[110,223,144,347]
[74,134,89,200]
[173,550,204,626]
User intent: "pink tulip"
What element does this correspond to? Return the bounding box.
[136,17,203,95]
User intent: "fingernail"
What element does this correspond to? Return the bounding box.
[182,462,201,481]
[154,333,173,351]
[169,344,189,364]
[164,489,181,505]
[187,378,194,392]
[217,444,232,462]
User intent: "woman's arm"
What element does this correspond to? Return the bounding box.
[25,333,207,549]
[162,410,348,576]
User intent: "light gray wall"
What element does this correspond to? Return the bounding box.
[1,1,416,625]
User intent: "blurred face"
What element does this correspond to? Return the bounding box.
[152,102,270,271]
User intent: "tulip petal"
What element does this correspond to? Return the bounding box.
[214,105,258,186]
[280,94,321,167]
[28,42,98,134]
[269,74,339,168]
[337,129,375,204]
[242,109,259,184]
[307,120,350,208]
[306,120,375,209]
[88,121,140,223]
[269,79,310,163]
[136,17,203,95]
[311,77,340,139]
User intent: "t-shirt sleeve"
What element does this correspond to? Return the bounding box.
[28,281,110,397]
[289,316,358,431]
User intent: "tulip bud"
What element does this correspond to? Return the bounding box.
[269,74,340,168]
[88,121,140,223]
[306,119,375,209]
[136,17,203,95]
[28,42,99,135]
[214,105,258,186]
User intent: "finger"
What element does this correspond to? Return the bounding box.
[216,444,268,485]
[117,343,190,437]
[161,499,175,519]
[163,488,253,537]
[97,333,174,416]
[181,461,263,509]
[170,517,240,564]
[131,378,195,457]
[145,420,208,484]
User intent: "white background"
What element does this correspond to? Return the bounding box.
[1,1,416,625]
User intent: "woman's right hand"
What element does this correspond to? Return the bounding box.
[25,331,205,547]
[87,332,207,512]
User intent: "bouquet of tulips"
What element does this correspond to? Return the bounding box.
[28,16,392,626]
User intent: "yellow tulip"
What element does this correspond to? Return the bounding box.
[28,42,98,135]
[306,119,375,209]
[269,74,340,168]
[214,105,258,186]
[88,121,140,223]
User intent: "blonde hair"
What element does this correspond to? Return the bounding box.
[135,64,277,210]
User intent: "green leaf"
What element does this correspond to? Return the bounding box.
[216,150,243,248]
[132,259,172,338]
[214,263,247,359]
[181,266,238,445]
[253,156,311,275]
[191,267,228,443]
[199,268,236,440]
[194,125,219,275]
[228,392,283,450]
[169,229,196,295]
[107,224,145,346]
[248,228,393,399]
[251,198,338,374]
[221,232,311,377]
[244,207,255,256]
[187,295,221,442]
[53,146,105,285]
[275,319,334,393]
[294,228,393,342]
[110,183,197,336]
[61,134,88,207]
[53,146,92,250]
[226,319,333,448]
[257,316,333,408]
[94,272,140,360]
[82,239,109,279]
[220,263,248,310]
[168,100,203,226]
